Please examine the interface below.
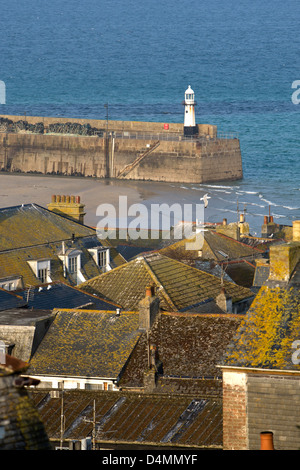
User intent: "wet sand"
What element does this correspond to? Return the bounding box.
[0,173,207,228]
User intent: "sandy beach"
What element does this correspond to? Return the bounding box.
[0,173,207,229]
[0,173,294,236]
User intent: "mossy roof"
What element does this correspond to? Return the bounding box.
[27,309,141,379]
[79,252,254,311]
[223,285,300,370]
[120,311,243,391]
[0,287,25,310]
[30,389,223,449]
[160,230,263,261]
[0,203,125,286]
[0,203,97,250]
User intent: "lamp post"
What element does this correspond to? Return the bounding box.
[104,103,108,133]
[104,103,109,178]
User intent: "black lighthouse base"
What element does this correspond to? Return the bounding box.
[184,125,198,137]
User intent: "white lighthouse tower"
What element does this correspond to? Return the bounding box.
[183,85,197,136]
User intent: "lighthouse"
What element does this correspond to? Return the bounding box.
[183,85,197,136]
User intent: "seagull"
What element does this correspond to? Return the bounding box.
[200,193,211,208]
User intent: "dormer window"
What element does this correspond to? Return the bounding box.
[88,247,110,272]
[68,255,78,274]
[0,276,23,291]
[58,248,86,285]
[27,259,52,284]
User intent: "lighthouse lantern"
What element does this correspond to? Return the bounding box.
[183,85,197,136]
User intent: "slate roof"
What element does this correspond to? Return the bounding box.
[0,203,96,250]
[18,282,121,311]
[120,311,243,393]
[0,307,53,326]
[0,203,125,287]
[252,262,270,287]
[27,309,142,380]
[0,287,26,310]
[115,244,154,261]
[30,389,223,449]
[79,252,254,312]
[160,230,264,262]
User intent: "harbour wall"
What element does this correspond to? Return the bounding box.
[0,115,243,184]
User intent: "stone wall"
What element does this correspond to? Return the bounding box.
[0,114,217,137]
[222,369,300,450]
[0,115,243,184]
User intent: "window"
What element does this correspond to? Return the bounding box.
[27,259,51,284]
[98,249,107,268]
[68,256,78,274]
[38,268,47,283]
[58,249,85,285]
[88,247,110,271]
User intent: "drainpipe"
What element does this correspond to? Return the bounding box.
[260,431,274,450]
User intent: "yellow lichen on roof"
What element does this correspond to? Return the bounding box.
[224,286,300,370]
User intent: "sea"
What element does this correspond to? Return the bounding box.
[0,0,299,236]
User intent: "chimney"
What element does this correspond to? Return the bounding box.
[238,213,249,236]
[261,211,276,238]
[216,221,240,241]
[143,344,159,392]
[269,224,300,283]
[216,286,232,313]
[293,220,300,242]
[139,286,160,331]
[47,195,86,224]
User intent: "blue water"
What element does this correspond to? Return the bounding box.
[0,0,299,233]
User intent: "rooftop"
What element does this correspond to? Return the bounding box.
[0,203,125,287]
[79,252,254,312]
[30,389,222,449]
[27,309,141,380]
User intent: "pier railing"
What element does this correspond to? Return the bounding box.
[110,130,239,142]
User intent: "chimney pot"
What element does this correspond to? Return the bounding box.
[71,195,75,203]
[260,431,274,450]
[75,196,80,203]
[222,218,227,226]
[264,215,268,225]
[51,195,56,202]
[145,286,152,297]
